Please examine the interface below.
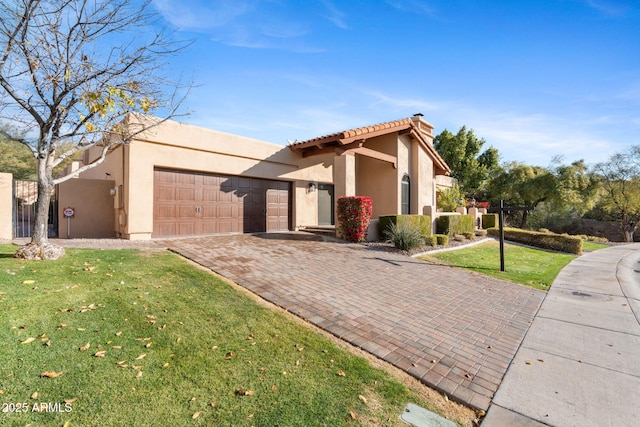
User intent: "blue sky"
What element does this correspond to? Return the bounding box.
[151,0,640,166]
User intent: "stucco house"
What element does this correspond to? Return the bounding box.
[54,114,453,240]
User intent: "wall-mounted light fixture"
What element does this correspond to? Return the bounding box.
[308,182,316,193]
[110,188,117,197]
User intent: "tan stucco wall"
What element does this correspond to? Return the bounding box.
[356,134,399,219]
[58,179,116,238]
[77,120,335,238]
[0,173,13,240]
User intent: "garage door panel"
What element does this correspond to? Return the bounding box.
[154,169,289,237]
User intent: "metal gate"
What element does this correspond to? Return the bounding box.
[13,180,58,238]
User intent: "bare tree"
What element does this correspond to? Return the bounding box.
[594,145,640,242]
[0,0,188,259]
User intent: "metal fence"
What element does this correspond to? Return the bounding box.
[13,180,58,238]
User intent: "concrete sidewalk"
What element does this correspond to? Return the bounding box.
[483,243,640,427]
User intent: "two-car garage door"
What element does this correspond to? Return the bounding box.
[153,168,290,237]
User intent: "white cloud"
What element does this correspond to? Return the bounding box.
[320,0,349,29]
[384,0,437,18]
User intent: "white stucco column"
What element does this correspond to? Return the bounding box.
[333,153,356,199]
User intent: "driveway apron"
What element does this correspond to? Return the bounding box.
[167,233,545,410]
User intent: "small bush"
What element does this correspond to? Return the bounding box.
[463,232,476,241]
[482,214,498,229]
[384,221,423,251]
[454,234,466,242]
[475,229,487,237]
[435,234,449,246]
[424,235,438,247]
[379,215,431,238]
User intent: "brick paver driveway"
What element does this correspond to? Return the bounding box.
[167,233,545,410]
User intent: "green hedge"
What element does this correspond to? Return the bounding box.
[379,215,432,238]
[487,227,582,255]
[435,234,449,245]
[482,214,498,229]
[436,215,474,236]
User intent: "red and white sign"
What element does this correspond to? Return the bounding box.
[63,207,75,218]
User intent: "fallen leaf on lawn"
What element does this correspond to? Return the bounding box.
[248,413,254,419]
[135,353,146,360]
[225,351,236,360]
[0,390,4,394]
[115,331,122,336]
[190,397,197,402]
[271,385,277,391]
[145,342,152,348]
[94,350,107,358]
[22,280,35,285]
[40,371,62,378]
[21,337,36,344]
[162,363,169,368]
[358,395,367,404]
[63,420,71,427]
[349,410,358,420]
[44,340,51,347]
[210,402,217,408]
[337,370,346,377]
[64,398,77,404]
[31,391,38,399]
[77,328,86,331]
[19,324,27,329]
[192,412,201,419]
[112,346,122,350]
[79,343,90,351]
[236,387,254,396]
[136,371,143,378]
[211,346,218,351]
[58,323,68,329]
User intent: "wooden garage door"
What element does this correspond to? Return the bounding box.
[153,169,290,237]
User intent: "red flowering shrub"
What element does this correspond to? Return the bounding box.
[336,196,373,242]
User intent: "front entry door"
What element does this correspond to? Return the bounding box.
[317,184,334,226]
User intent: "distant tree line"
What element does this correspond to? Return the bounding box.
[433,126,640,242]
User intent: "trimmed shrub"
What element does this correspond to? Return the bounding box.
[454,234,466,242]
[435,234,449,246]
[424,235,438,247]
[482,214,498,229]
[379,215,432,239]
[463,232,476,241]
[384,221,423,251]
[436,215,474,237]
[475,229,487,237]
[487,227,582,255]
[336,196,373,242]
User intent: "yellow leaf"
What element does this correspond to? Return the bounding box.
[358,395,367,404]
[64,398,77,404]
[115,331,122,336]
[162,363,169,368]
[135,353,146,360]
[63,420,71,427]
[21,337,36,344]
[94,350,107,358]
[31,391,38,399]
[337,370,346,377]
[22,280,35,285]
[79,343,90,351]
[350,410,358,420]
[192,412,201,419]
[136,371,143,378]
[40,371,62,378]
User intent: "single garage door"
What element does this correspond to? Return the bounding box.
[153,168,290,237]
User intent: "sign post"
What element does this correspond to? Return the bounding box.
[63,207,75,239]
[488,201,533,272]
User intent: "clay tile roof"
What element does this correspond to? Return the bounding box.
[289,118,414,149]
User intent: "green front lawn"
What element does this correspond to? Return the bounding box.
[419,240,577,290]
[0,245,471,426]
